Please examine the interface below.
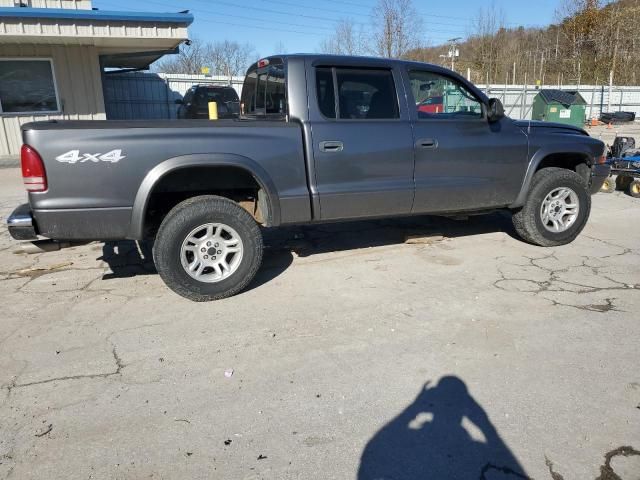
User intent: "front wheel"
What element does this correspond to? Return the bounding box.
[512,167,591,247]
[629,179,640,198]
[153,195,263,301]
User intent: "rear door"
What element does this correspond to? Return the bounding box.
[308,65,415,220]
[404,68,528,213]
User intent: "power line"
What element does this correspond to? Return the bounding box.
[256,0,474,28]
[97,0,329,36]
[103,0,469,37]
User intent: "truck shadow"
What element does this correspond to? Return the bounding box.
[98,239,295,291]
[98,212,517,288]
[358,375,530,479]
[263,210,518,258]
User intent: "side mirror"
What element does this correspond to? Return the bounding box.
[487,98,504,122]
[174,99,184,105]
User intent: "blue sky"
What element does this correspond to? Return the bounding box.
[94,0,561,57]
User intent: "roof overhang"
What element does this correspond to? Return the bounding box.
[100,47,180,70]
[0,6,194,24]
[0,7,193,68]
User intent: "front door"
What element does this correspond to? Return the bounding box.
[405,69,529,213]
[309,66,415,220]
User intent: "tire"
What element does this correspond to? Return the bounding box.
[512,167,591,247]
[628,179,640,198]
[152,195,263,301]
[600,176,616,193]
[615,175,632,191]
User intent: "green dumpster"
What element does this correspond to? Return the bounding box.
[531,89,587,128]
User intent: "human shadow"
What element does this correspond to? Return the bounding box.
[358,376,529,480]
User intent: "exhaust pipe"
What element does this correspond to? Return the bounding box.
[14,240,78,254]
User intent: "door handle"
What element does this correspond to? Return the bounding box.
[417,138,438,149]
[320,141,344,152]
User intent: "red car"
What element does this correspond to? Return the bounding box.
[418,96,444,114]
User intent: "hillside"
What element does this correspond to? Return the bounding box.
[406,0,639,86]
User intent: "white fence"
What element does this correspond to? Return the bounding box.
[103,72,640,121]
[478,84,640,120]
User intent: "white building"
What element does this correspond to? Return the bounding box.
[0,0,192,161]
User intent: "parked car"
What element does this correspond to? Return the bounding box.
[417,95,444,114]
[176,85,240,119]
[7,54,609,301]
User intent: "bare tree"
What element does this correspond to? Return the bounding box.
[154,38,208,74]
[320,19,368,56]
[208,41,256,79]
[371,0,423,58]
[154,38,255,78]
[469,3,506,83]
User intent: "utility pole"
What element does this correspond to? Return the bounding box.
[446,37,461,72]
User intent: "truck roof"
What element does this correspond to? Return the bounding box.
[249,54,489,103]
[255,53,446,71]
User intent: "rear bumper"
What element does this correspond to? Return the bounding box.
[6,203,39,241]
[590,164,611,194]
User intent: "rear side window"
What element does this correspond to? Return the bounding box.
[315,67,399,120]
[241,59,286,118]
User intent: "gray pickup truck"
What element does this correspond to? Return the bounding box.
[7,54,609,301]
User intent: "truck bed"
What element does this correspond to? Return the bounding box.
[21,119,310,240]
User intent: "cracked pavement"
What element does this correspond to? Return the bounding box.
[0,167,639,479]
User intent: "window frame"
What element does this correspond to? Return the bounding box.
[0,58,61,116]
[405,68,486,123]
[314,66,402,122]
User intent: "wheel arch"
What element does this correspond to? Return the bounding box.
[129,153,281,239]
[510,147,594,208]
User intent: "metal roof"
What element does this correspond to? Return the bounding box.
[0,7,193,25]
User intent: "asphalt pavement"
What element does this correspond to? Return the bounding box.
[1,164,639,479]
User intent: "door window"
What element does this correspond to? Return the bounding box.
[315,67,399,120]
[409,70,482,119]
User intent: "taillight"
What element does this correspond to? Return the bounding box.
[21,144,47,192]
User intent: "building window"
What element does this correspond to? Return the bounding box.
[0,59,60,114]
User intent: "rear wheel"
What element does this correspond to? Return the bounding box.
[512,167,591,247]
[628,179,640,198]
[600,176,615,193]
[153,195,263,301]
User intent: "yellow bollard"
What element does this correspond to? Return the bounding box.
[208,101,218,120]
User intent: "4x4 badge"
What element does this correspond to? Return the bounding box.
[55,149,126,164]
